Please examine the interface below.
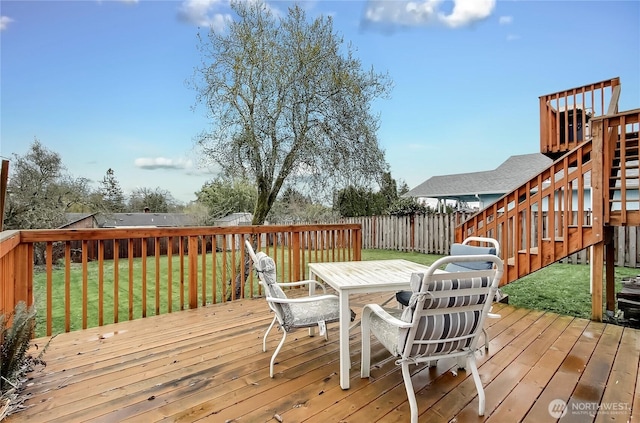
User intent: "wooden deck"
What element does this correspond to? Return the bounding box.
[8,292,640,423]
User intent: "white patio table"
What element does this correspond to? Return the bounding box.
[307,259,433,390]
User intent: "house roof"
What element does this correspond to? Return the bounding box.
[58,213,97,229]
[405,153,553,203]
[97,213,198,228]
[63,213,97,226]
[213,212,253,225]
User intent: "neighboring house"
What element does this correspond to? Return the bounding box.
[405,153,554,211]
[61,213,99,229]
[97,213,198,228]
[61,212,198,261]
[213,212,253,250]
[213,212,253,227]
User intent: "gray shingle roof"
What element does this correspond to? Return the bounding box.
[97,213,198,228]
[405,153,553,201]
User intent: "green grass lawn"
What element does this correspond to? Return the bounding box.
[361,250,639,320]
[32,253,266,337]
[33,249,639,337]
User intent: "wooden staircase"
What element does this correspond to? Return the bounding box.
[456,77,640,321]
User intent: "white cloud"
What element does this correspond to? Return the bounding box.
[363,0,496,30]
[506,34,520,41]
[178,0,233,30]
[438,0,496,28]
[499,15,513,25]
[135,157,193,170]
[0,16,14,31]
[365,0,441,26]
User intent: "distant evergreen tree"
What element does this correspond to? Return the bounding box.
[99,168,126,213]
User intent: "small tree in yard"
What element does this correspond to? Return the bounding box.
[196,177,257,224]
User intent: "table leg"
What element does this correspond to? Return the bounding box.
[339,290,351,389]
[309,271,316,337]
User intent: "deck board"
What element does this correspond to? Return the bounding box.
[7,293,640,422]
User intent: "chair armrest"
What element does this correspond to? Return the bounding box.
[267,294,338,304]
[276,280,327,293]
[362,304,412,329]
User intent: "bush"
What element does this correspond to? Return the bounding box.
[387,197,429,216]
[0,301,48,419]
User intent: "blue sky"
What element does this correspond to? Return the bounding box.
[1,0,639,204]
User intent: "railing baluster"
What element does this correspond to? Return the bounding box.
[65,241,71,332]
[155,237,161,315]
[128,238,134,320]
[46,242,53,336]
[82,239,88,329]
[114,239,119,323]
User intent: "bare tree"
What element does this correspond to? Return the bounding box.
[191,1,392,226]
[3,139,86,231]
[3,139,90,264]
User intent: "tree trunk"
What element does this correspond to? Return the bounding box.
[227,238,256,301]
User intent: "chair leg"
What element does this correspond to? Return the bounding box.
[360,310,371,378]
[467,355,485,416]
[263,316,278,352]
[482,328,490,353]
[270,330,287,378]
[401,361,419,423]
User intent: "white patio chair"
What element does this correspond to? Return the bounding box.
[394,236,500,307]
[361,254,504,422]
[245,240,345,378]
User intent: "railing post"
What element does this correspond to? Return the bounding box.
[354,226,362,261]
[14,242,33,310]
[591,119,604,243]
[0,160,8,233]
[292,230,301,282]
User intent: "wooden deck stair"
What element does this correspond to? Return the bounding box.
[457,78,640,321]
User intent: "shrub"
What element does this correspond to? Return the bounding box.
[386,197,429,216]
[0,301,48,419]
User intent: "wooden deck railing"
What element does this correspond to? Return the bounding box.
[540,77,620,157]
[0,224,361,336]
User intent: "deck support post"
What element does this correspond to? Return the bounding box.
[591,240,604,322]
[605,226,616,314]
